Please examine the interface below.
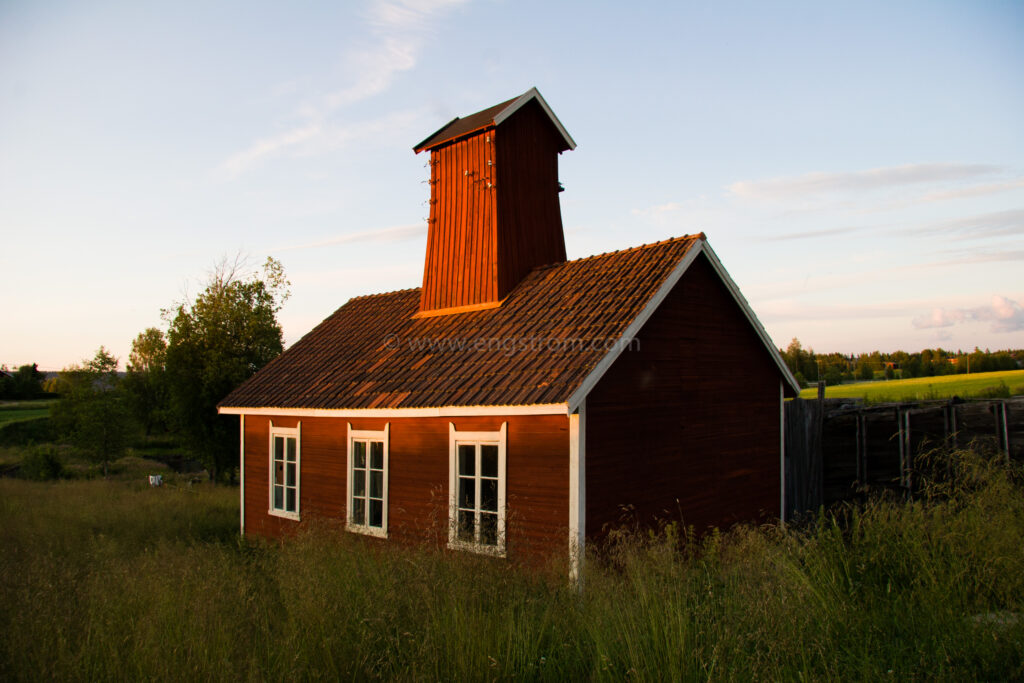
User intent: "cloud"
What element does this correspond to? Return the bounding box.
[912,295,1024,333]
[762,225,869,241]
[217,0,472,179]
[918,178,1024,203]
[902,208,1024,241]
[756,298,922,323]
[274,223,425,252]
[730,163,1003,201]
[218,123,322,179]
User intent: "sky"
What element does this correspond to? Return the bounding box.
[2,0,1022,371]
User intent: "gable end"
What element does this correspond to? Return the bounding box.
[566,240,799,412]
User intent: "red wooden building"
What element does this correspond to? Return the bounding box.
[219,88,800,575]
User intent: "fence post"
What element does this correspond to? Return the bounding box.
[1001,401,1010,464]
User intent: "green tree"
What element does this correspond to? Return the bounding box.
[782,338,804,377]
[51,347,130,477]
[123,328,169,436]
[856,361,874,381]
[164,256,289,483]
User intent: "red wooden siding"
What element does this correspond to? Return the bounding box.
[243,414,570,562]
[585,253,782,538]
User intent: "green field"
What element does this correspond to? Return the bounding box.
[0,401,53,426]
[799,369,1024,402]
[1,446,1022,680]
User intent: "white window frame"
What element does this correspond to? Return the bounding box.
[346,423,390,538]
[448,422,507,556]
[268,421,301,521]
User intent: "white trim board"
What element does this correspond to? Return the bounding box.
[239,414,245,535]
[219,403,567,418]
[568,401,586,584]
[567,239,800,413]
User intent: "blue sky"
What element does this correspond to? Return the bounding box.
[2,0,1022,370]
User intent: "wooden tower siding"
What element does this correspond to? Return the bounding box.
[419,132,498,312]
[419,99,569,314]
[242,414,570,561]
[494,98,567,297]
[585,253,782,538]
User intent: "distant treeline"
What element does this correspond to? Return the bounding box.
[779,339,1024,386]
[0,364,54,400]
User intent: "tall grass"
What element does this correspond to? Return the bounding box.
[2,447,1022,681]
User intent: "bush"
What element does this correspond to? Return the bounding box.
[18,446,62,481]
[975,380,1011,399]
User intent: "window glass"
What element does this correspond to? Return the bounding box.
[481,445,498,477]
[459,477,474,508]
[458,510,474,542]
[481,478,497,512]
[458,444,475,476]
[480,513,498,546]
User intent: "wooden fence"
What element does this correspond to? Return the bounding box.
[785,395,1024,518]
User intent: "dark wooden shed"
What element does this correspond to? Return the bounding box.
[219,88,799,576]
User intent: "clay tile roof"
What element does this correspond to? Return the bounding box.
[413,87,576,153]
[219,234,704,411]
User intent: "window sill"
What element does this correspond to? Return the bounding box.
[346,523,387,539]
[447,539,506,558]
[268,509,300,521]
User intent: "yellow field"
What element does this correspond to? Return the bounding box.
[798,369,1024,401]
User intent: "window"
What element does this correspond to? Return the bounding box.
[347,423,389,537]
[269,423,300,520]
[449,422,507,555]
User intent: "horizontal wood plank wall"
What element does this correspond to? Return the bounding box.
[585,253,781,539]
[496,99,567,298]
[243,413,570,562]
[419,130,498,312]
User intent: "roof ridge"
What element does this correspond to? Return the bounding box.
[556,232,705,268]
[346,286,421,302]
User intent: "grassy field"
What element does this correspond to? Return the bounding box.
[799,368,1024,402]
[1,446,1022,680]
[0,400,54,426]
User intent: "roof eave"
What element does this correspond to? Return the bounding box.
[217,403,570,418]
[412,116,460,153]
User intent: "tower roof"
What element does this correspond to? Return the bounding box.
[413,87,576,153]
